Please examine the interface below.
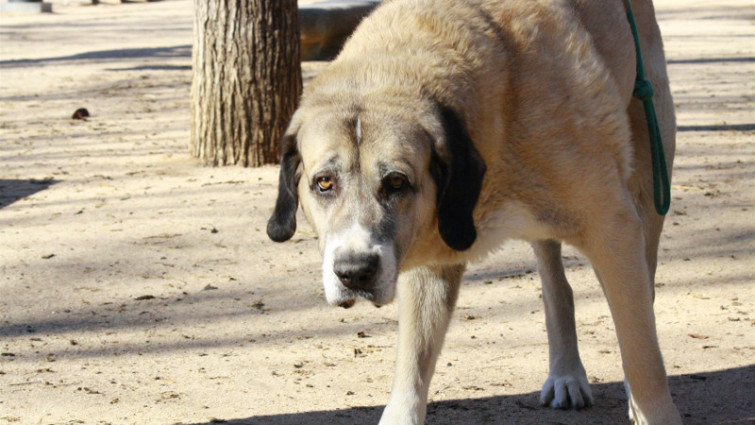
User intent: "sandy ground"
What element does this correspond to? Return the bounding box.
[0,1,753,424]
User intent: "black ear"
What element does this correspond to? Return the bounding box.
[267,134,301,242]
[432,106,486,251]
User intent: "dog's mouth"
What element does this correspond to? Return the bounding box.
[338,298,356,309]
[337,298,388,309]
[332,286,393,309]
[339,299,385,309]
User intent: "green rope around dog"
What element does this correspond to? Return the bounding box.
[625,0,671,215]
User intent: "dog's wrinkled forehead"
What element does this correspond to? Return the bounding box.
[297,111,357,172]
[297,107,432,178]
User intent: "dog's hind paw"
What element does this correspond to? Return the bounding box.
[540,372,594,410]
[378,396,423,425]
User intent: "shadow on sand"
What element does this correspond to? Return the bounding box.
[0,45,191,69]
[181,366,754,425]
[0,178,60,209]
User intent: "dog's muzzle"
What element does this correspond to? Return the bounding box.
[321,225,397,308]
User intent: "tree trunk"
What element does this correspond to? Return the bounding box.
[191,0,301,166]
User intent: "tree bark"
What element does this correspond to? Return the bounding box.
[191,0,301,166]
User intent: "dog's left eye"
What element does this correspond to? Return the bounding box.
[383,172,408,194]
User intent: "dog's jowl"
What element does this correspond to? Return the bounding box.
[268,0,681,424]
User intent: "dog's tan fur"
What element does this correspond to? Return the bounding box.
[267,0,681,424]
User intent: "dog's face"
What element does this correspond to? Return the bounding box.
[267,97,486,307]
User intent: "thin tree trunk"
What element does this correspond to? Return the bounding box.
[191,0,301,166]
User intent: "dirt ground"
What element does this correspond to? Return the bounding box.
[0,1,753,424]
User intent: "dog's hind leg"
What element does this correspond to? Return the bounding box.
[532,239,593,410]
[578,198,681,425]
[379,264,464,425]
[622,116,676,424]
[624,12,677,419]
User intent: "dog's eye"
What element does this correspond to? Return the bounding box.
[316,176,335,193]
[383,172,408,193]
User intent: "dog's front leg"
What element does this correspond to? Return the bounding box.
[378,264,464,425]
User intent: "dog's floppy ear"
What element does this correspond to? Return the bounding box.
[267,133,301,242]
[432,105,487,251]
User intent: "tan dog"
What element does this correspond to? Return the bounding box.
[267,0,681,424]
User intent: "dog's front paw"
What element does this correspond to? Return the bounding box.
[540,369,593,410]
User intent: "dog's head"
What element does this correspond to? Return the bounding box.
[267,95,485,307]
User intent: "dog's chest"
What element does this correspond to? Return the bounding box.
[470,201,554,257]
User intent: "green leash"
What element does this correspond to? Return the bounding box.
[625,0,671,215]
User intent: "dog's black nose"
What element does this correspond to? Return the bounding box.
[334,253,380,290]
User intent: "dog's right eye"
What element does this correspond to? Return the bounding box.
[316,176,335,193]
